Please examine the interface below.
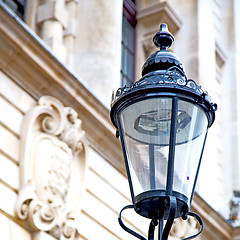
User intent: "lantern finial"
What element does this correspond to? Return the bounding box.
[141,23,182,76]
[153,23,174,50]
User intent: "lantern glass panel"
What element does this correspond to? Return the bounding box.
[173,100,208,202]
[119,97,208,201]
[119,98,172,197]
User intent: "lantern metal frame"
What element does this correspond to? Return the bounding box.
[110,23,217,240]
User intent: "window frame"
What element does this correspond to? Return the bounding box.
[121,0,137,87]
[1,0,26,20]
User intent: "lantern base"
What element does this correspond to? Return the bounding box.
[119,204,203,240]
[134,190,188,219]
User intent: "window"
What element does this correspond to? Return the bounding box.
[121,0,136,87]
[1,0,25,20]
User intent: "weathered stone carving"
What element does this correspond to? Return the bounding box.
[170,217,200,239]
[142,38,156,59]
[15,96,88,240]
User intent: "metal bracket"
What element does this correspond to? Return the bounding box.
[118,201,203,240]
[118,205,147,240]
[181,212,203,240]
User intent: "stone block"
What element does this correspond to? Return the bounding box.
[64,18,77,37]
[0,213,31,240]
[37,1,68,28]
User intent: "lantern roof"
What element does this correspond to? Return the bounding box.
[142,23,184,76]
[111,23,217,129]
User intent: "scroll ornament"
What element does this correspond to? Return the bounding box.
[15,96,88,240]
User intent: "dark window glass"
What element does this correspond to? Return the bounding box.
[1,0,25,20]
[121,0,136,87]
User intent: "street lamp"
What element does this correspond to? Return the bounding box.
[110,23,217,240]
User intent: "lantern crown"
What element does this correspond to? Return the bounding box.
[111,24,217,128]
[142,23,184,76]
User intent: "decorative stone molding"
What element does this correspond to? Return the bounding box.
[137,1,182,33]
[15,96,88,240]
[137,1,183,58]
[142,38,156,60]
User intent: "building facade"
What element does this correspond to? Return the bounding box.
[0,0,240,239]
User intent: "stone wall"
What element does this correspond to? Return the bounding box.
[1,0,240,239]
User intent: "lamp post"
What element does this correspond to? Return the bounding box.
[110,23,217,240]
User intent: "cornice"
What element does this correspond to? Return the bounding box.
[137,1,182,34]
[233,227,240,240]
[0,4,125,175]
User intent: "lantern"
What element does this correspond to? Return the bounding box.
[110,23,217,240]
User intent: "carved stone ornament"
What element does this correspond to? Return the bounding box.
[170,217,200,239]
[142,37,156,58]
[15,96,88,240]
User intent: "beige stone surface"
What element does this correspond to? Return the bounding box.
[81,147,149,239]
[1,1,240,239]
[74,0,123,106]
[0,96,23,136]
[0,154,19,190]
[0,182,17,217]
[0,70,36,113]
[0,213,31,240]
[0,125,19,162]
[32,231,57,240]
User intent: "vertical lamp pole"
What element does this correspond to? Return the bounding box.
[110,23,217,240]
